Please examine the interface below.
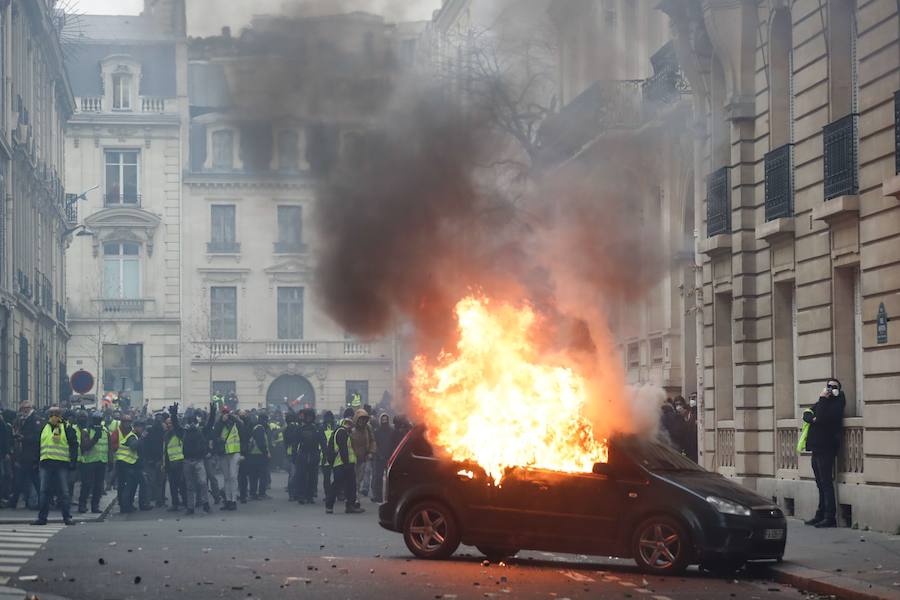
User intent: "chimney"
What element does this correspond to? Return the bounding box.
[142,0,186,37]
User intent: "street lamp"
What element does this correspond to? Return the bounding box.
[63,185,99,232]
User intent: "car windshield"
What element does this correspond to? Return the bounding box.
[616,437,705,473]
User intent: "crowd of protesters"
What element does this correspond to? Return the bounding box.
[1,393,414,524]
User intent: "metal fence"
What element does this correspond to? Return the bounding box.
[706,167,730,236]
[765,144,793,221]
[823,114,858,199]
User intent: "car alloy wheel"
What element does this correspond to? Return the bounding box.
[403,501,461,559]
[633,516,689,574]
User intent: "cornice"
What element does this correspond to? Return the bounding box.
[184,172,314,192]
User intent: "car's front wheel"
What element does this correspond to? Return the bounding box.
[403,501,461,559]
[632,515,690,575]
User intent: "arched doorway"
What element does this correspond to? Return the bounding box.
[266,375,316,411]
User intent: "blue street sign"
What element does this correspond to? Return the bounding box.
[70,370,95,395]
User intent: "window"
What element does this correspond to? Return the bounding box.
[714,293,734,422]
[209,205,238,253]
[112,73,132,110]
[345,380,369,406]
[278,130,299,171]
[212,380,236,398]
[102,344,143,405]
[105,151,139,205]
[275,205,304,253]
[627,342,640,369]
[212,130,234,170]
[210,286,237,340]
[103,242,140,299]
[18,336,28,402]
[277,287,304,339]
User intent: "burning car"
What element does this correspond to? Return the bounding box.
[379,427,786,575]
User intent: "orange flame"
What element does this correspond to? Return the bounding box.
[411,295,608,485]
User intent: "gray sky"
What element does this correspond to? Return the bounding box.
[73,0,439,34]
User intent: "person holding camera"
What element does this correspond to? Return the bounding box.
[802,378,846,528]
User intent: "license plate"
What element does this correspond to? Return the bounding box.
[764,528,785,540]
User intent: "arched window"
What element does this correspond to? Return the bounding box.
[769,8,793,149]
[103,241,141,299]
[828,0,857,119]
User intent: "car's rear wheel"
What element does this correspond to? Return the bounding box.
[632,515,690,575]
[403,501,461,559]
[476,546,519,563]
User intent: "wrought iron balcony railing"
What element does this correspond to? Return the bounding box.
[104,193,142,207]
[641,41,691,111]
[894,90,900,175]
[765,144,793,221]
[207,241,241,254]
[706,166,730,237]
[823,114,859,200]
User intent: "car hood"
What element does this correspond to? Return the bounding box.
[652,471,772,508]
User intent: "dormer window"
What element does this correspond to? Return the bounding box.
[112,73,133,111]
[212,129,234,170]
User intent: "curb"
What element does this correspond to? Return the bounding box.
[770,563,900,600]
[0,492,117,526]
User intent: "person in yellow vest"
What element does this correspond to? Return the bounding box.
[163,404,187,512]
[115,415,143,514]
[324,417,364,514]
[239,413,270,501]
[319,411,336,501]
[211,404,244,511]
[32,407,78,526]
[77,411,109,514]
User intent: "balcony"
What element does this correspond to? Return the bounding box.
[192,340,391,362]
[96,298,150,314]
[706,167,730,237]
[273,241,307,254]
[141,97,167,113]
[55,302,66,324]
[79,97,103,112]
[823,114,859,200]
[64,193,78,225]
[104,193,142,207]
[16,270,32,299]
[538,79,643,166]
[207,241,241,254]
[765,144,793,221]
[641,41,691,117]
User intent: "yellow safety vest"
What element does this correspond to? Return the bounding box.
[221,424,240,454]
[166,435,184,462]
[40,423,71,463]
[80,426,109,464]
[320,425,334,465]
[332,427,356,467]
[270,422,283,445]
[116,430,138,464]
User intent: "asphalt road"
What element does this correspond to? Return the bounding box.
[14,472,820,600]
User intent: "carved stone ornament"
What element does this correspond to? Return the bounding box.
[197,268,251,297]
[84,207,162,257]
[264,257,311,293]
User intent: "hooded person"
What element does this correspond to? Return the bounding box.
[349,409,376,502]
[370,413,394,503]
[802,378,846,528]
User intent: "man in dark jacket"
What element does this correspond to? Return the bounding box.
[240,414,269,500]
[803,378,846,528]
[169,404,211,514]
[371,413,393,503]
[283,413,300,500]
[10,402,41,509]
[294,409,323,504]
[163,405,187,511]
[141,414,166,508]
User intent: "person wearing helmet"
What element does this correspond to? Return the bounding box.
[325,417,364,514]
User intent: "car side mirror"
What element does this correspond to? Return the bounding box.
[592,462,614,478]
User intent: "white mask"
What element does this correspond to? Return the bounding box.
[832,388,840,397]
[689,399,696,408]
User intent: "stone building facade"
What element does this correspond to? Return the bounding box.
[64,2,187,410]
[667,0,900,531]
[0,0,74,409]
[182,13,399,413]
[545,1,696,398]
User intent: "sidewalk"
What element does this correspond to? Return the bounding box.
[0,490,116,525]
[768,518,900,600]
